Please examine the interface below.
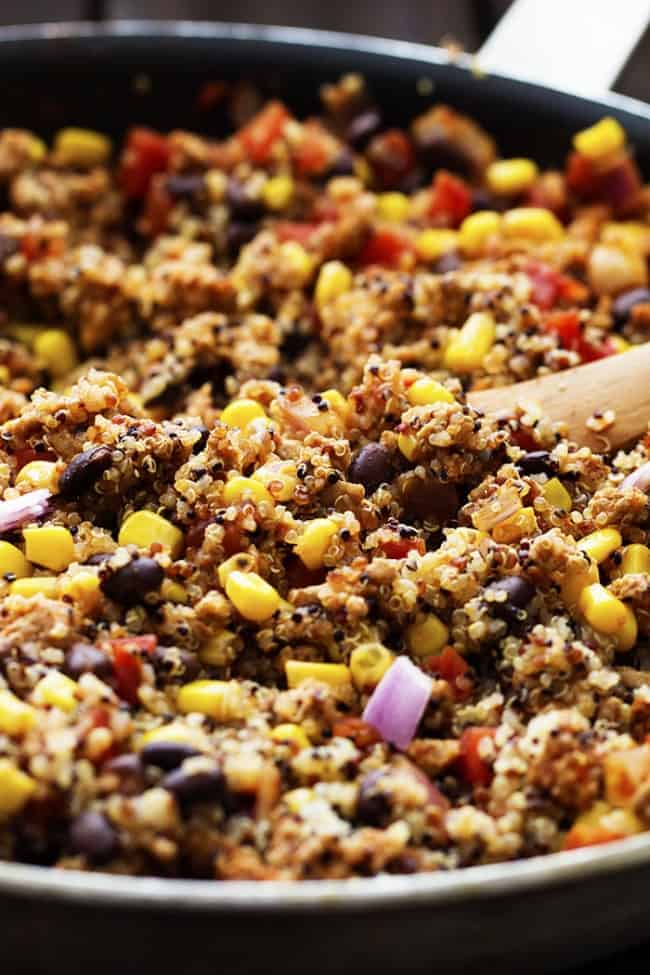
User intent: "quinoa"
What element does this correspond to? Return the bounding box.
[0,81,648,879]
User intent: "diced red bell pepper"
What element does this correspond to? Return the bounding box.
[526,260,588,311]
[14,447,56,471]
[120,127,171,200]
[457,726,498,787]
[109,635,157,705]
[332,717,383,749]
[426,646,472,700]
[367,129,416,189]
[381,536,425,559]
[358,230,413,269]
[544,309,615,363]
[565,151,600,196]
[428,170,472,226]
[238,101,290,165]
[293,121,334,177]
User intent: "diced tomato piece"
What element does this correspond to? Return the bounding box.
[600,157,642,212]
[457,727,498,787]
[358,230,413,269]
[381,536,425,559]
[509,428,540,452]
[332,717,383,749]
[109,635,157,705]
[544,309,581,350]
[120,127,171,200]
[367,129,415,189]
[13,447,56,471]
[428,170,472,226]
[577,336,615,363]
[21,234,65,262]
[426,646,472,700]
[566,151,600,196]
[275,221,319,245]
[238,101,290,165]
[140,176,173,237]
[293,121,335,177]
[564,824,628,851]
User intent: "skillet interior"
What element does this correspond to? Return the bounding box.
[1,21,650,973]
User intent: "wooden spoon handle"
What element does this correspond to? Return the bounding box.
[467,344,650,453]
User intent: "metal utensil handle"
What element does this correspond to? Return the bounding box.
[479,0,649,97]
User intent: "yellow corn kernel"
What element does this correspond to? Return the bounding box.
[406,614,449,657]
[502,207,564,242]
[458,210,502,256]
[33,671,78,713]
[10,575,58,598]
[349,642,394,690]
[377,191,410,222]
[573,117,625,160]
[199,629,237,667]
[542,477,572,512]
[54,127,112,167]
[397,432,418,461]
[0,760,36,819]
[160,579,189,604]
[443,311,496,372]
[407,377,455,406]
[0,689,36,736]
[617,605,639,652]
[415,229,459,262]
[321,388,349,416]
[578,528,622,564]
[0,365,9,386]
[16,460,59,492]
[23,526,74,573]
[284,787,315,813]
[561,557,599,608]
[0,541,31,580]
[226,570,281,622]
[492,507,539,543]
[314,260,353,309]
[262,175,294,211]
[252,460,297,502]
[486,158,538,196]
[140,721,198,748]
[285,660,351,689]
[354,157,372,184]
[26,134,47,162]
[294,517,338,570]
[609,335,630,354]
[33,329,78,378]
[279,241,314,282]
[220,397,266,430]
[601,221,650,254]
[177,679,244,722]
[59,571,101,612]
[579,583,636,643]
[270,723,311,750]
[223,476,273,506]
[118,510,184,559]
[205,169,227,203]
[621,544,650,575]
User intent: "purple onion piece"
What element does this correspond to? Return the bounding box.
[0,489,52,533]
[621,462,650,493]
[362,656,433,751]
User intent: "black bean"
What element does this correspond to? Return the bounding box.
[280,326,312,360]
[471,188,507,213]
[86,552,111,566]
[63,642,113,680]
[103,753,144,794]
[326,148,355,177]
[191,425,210,454]
[161,765,224,803]
[348,443,394,495]
[401,477,459,524]
[356,771,391,826]
[516,451,557,477]
[165,173,205,199]
[612,288,650,326]
[151,645,201,683]
[141,741,200,771]
[68,811,119,864]
[346,109,383,149]
[432,251,462,274]
[101,557,164,606]
[226,220,259,256]
[414,131,473,179]
[226,178,264,220]
[0,234,18,264]
[58,445,113,500]
[485,576,535,608]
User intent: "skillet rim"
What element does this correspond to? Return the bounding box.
[0,18,649,912]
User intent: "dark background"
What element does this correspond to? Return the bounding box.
[0,1,649,972]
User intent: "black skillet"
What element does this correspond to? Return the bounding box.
[1,18,650,975]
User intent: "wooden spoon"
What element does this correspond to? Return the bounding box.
[467,344,650,453]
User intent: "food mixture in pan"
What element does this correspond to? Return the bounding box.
[0,75,649,879]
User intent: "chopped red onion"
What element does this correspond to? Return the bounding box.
[621,462,650,493]
[362,656,432,750]
[0,489,52,533]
